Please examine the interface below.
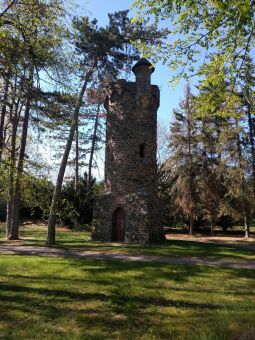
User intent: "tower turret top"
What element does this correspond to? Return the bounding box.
[132,58,155,74]
[132,58,155,95]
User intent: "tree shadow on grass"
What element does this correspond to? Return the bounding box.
[0,280,235,332]
[4,272,255,298]
[1,277,254,339]
[67,257,255,282]
[0,283,225,312]
[1,257,255,339]
[1,254,255,283]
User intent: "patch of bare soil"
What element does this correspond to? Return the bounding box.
[166,233,255,250]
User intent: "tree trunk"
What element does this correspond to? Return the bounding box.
[0,0,17,18]
[74,122,79,190]
[235,118,250,239]
[8,66,34,240]
[186,87,194,237]
[88,103,100,188]
[6,97,20,238]
[0,77,9,160]
[243,207,250,239]
[6,171,15,237]
[210,220,214,235]
[222,216,228,233]
[189,215,193,235]
[47,64,95,246]
[247,105,255,193]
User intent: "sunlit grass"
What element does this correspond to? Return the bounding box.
[1,223,255,261]
[0,255,254,339]
[1,223,255,338]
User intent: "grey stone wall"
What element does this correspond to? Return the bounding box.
[92,193,151,243]
[104,79,159,197]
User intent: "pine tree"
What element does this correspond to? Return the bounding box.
[239,55,255,194]
[46,10,167,245]
[169,84,199,234]
[194,66,230,234]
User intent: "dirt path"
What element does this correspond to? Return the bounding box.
[166,233,255,251]
[0,244,254,270]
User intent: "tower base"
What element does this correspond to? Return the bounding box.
[92,192,165,243]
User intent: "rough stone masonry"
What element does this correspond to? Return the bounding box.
[92,58,164,243]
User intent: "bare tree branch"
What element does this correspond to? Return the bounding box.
[0,0,17,18]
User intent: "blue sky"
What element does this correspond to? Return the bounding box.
[74,0,187,125]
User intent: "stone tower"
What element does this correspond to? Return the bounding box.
[92,58,164,243]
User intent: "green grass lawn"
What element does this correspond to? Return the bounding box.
[0,254,254,339]
[0,223,255,261]
[1,223,255,339]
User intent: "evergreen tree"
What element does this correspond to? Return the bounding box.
[47,10,167,245]
[239,55,255,194]
[169,84,199,234]
[194,64,231,234]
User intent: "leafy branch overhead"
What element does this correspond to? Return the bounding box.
[132,0,255,83]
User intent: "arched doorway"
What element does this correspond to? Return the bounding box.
[112,208,126,242]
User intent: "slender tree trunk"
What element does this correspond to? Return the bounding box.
[187,122,193,236]
[6,98,20,238]
[222,216,228,233]
[210,219,214,235]
[243,205,250,239]
[8,66,34,240]
[189,215,193,235]
[0,0,17,18]
[215,117,222,161]
[241,174,250,239]
[0,78,9,160]
[8,194,19,239]
[88,103,100,188]
[6,70,23,238]
[247,104,255,193]
[6,168,15,237]
[74,122,79,190]
[47,64,95,246]
[186,85,194,236]
[235,119,250,239]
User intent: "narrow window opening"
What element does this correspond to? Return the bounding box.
[139,144,145,158]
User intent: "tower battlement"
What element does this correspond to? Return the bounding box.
[132,57,154,95]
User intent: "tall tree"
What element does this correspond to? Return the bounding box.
[196,116,221,234]
[239,55,255,193]
[0,0,67,239]
[194,62,232,234]
[169,84,198,234]
[85,87,105,189]
[218,114,251,238]
[46,10,167,245]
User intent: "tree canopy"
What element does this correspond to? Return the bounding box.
[132,0,255,83]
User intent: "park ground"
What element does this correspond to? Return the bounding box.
[0,223,255,339]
